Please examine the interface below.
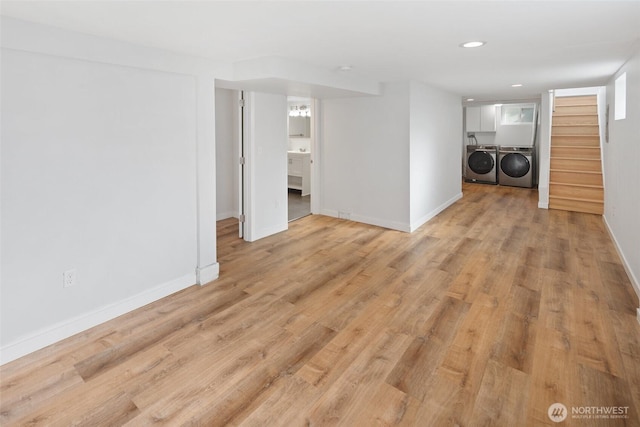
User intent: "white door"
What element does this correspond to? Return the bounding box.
[243,92,289,242]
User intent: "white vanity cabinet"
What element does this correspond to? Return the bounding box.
[287,152,310,196]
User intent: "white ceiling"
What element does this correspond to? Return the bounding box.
[2,1,639,101]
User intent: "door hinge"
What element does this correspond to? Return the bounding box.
[239,214,246,223]
[239,99,245,108]
[239,156,246,165]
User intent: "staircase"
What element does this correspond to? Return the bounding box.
[549,95,604,214]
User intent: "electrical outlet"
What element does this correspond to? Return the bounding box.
[63,269,77,288]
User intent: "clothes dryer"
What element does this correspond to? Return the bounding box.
[498,146,534,188]
[465,145,498,184]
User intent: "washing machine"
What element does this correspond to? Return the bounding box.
[498,146,534,188]
[465,145,498,184]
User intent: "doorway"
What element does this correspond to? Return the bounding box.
[287,96,313,221]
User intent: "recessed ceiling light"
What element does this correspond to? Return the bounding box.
[338,65,353,72]
[466,98,475,102]
[460,41,486,48]
[511,83,523,87]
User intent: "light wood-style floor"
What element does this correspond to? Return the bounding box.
[1,183,639,426]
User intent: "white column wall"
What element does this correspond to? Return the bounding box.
[195,75,219,286]
[321,82,411,231]
[409,81,463,231]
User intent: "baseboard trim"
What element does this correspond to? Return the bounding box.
[410,192,463,232]
[0,273,195,365]
[603,215,640,323]
[197,262,220,286]
[216,211,237,221]
[538,202,549,209]
[320,209,410,232]
[351,213,410,233]
[320,194,463,234]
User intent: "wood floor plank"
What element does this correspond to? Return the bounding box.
[573,363,638,426]
[469,359,531,426]
[2,183,639,426]
[526,327,579,426]
[572,295,626,377]
[295,295,397,388]
[610,310,640,419]
[386,296,471,401]
[0,361,84,422]
[359,382,422,426]
[491,311,538,374]
[8,383,140,426]
[73,285,251,381]
[438,299,502,391]
[305,327,412,426]
[191,322,336,426]
[236,375,322,427]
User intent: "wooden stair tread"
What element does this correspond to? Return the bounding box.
[551,124,599,127]
[549,181,603,189]
[549,195,604,204]
[553,103,597,107]
[550,156,600,161]
[551,134,600,137]
[552,113,598,116]
[552,145,600,149]
[553,97,597,107]
[550,168,602,175]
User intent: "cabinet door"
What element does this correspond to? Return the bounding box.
[288,156,303,175]
[466,105,496,132]
[480,105,496,131]
[466,106,481,132]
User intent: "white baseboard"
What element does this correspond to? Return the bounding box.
[538,202,549,209]
[351,213,410,233]
[320,193,463,234]
[410,192,463,232]
[197,262,220,285]
[603,215,640,323]
[320,209,410,232]
[0,273,195,365]
[216,211,238,221]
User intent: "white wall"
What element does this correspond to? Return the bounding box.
[603,48,640,301]
[215,88,239,220]
[321,82,411,231]
[493,105,538,148]
[409,81,463,231]
[245,92,289,241]
[288,138,311,153]
[1,18,218,364]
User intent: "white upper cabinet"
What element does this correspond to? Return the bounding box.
[466,105,496,132]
